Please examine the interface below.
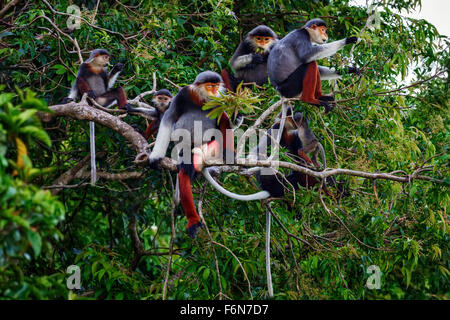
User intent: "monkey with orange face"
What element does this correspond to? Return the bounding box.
[268,18,361,113]
[148,71,235,238]
[222,25,278,92]
[63,49,132,109]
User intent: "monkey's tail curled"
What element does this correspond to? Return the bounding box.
[203,167,270,201]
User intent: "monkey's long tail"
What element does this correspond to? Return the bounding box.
[90,121,97,185]
[203,168,270,201]
[221,69,237,92]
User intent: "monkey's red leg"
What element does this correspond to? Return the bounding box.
[219,112,235,164]
[298,150,334,197]
[300,61,322,105]
[116,87,128,109]
[298,150,313,165]
[76,77,91,95]
[178,168,203,238]
[143,119,159,139]
[96,87,129,108]
[314,64,323,99]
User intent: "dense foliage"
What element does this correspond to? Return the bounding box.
[0,0,448,299]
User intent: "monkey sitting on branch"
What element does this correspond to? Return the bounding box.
[221,25,278,92]
[62,49,132,110]
[268,18,361,113]
[203,108,331,200]
[125,89,173,140]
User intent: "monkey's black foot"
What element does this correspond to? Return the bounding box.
[148,157,162,170]
[61,97,74,104]
[122,103,134,111]
[319,95,335,102]
[348,66,362,76]
[187,221,204,239]
[319,101,333,114]
[86,90,97,100]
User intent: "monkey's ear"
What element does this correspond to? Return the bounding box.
[310,24,318,30]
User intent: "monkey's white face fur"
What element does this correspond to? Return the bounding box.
[192,82,225,103]
[152,95,172,112]
[93,54,110,67]
[249,36,276,53]
[306,26,329,44]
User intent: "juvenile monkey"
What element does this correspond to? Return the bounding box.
[126,89,173,139]
[294,113,326,169]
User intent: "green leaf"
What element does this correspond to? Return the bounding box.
[26,230,42,257]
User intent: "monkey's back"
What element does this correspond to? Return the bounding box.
[268,29,307,85]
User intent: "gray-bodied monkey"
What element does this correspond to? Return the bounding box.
[204,109,327,200]
[62,49,132,109]
[126,89,173,139]
[222,25,278,92]
[294,112,326,169]
[148,71,235,238]
[268,18,360,113]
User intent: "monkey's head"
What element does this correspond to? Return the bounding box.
[152,89,172,113]
[304,18,328,44]
[86,49,110,67]
[247,25,278,53]
[293,112,309,129]
[191,71,225,104]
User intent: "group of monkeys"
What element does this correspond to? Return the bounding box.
[63,18,360,238]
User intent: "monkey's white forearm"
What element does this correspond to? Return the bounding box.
[108,71,121,89]
[149,116,172,159]
[318,66,342,80]
[232,54,253,70]
[68,85,78,100]
[310,39,346,61]
[128,106,158,118]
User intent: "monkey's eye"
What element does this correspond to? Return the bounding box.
[264,37,271,42]
[255,36,262,41]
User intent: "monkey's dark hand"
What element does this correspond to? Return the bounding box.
[124,103,135,112]
[348,66,362,75]
[345,37,358,45]
[86,90,97,99]
[252,54,265,64]
[61,97,74,104]
[111,63,124,74]
[148,157,162,170]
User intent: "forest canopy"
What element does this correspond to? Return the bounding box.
[0,0,448,300]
